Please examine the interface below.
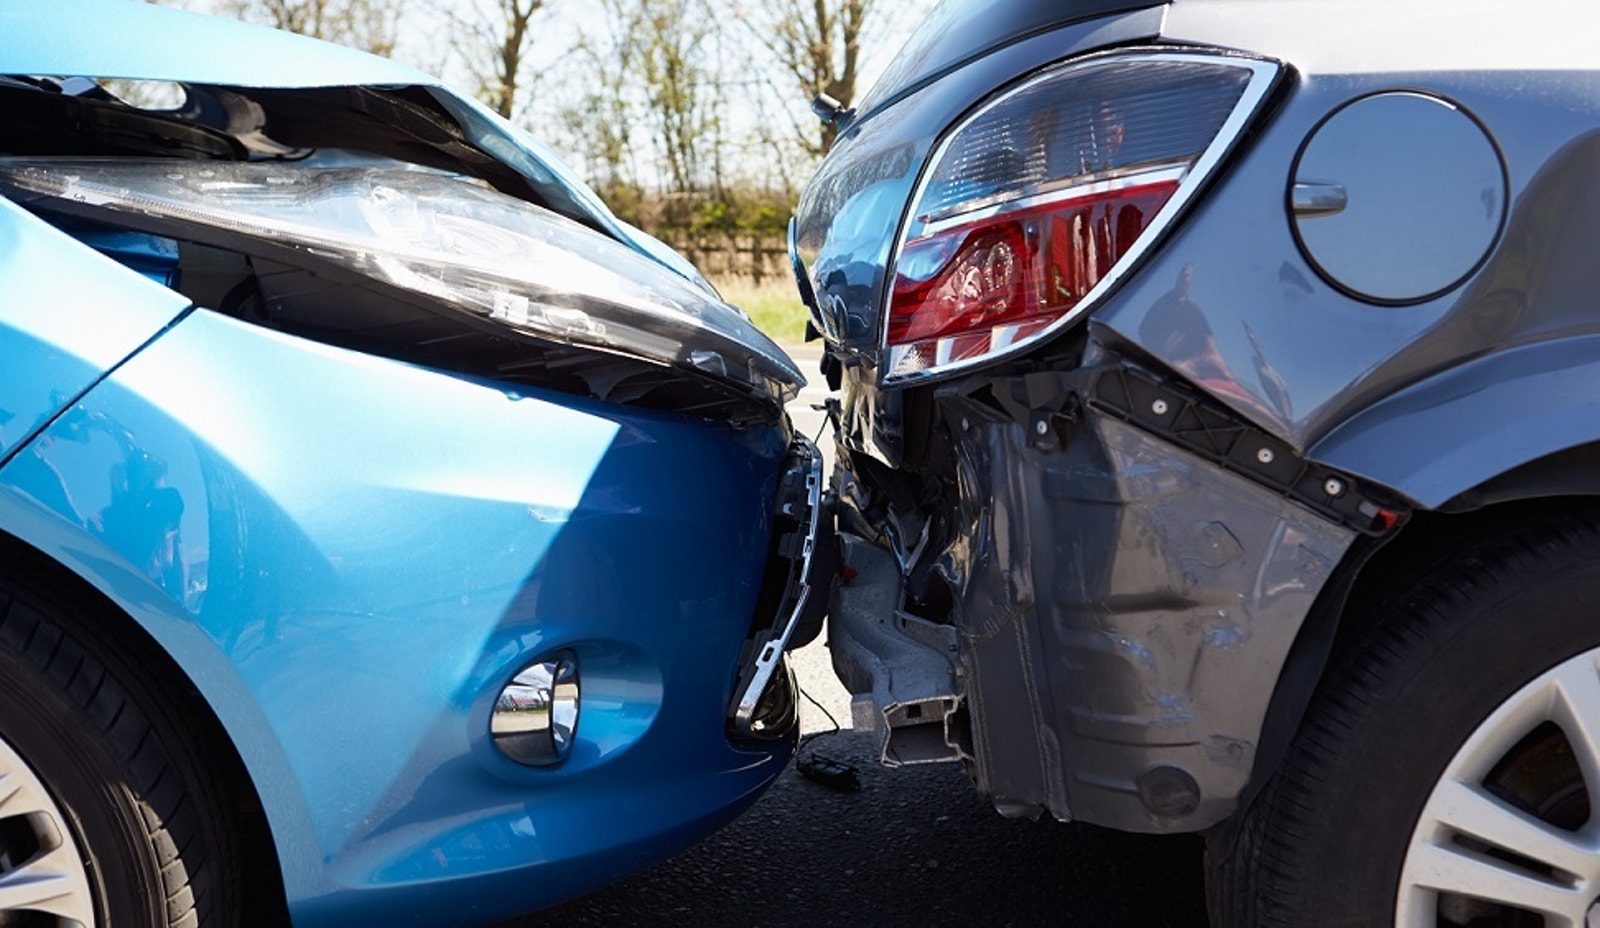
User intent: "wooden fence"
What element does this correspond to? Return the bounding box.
[656,234,790,283]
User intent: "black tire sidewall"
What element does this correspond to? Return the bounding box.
[0,566,238,928]
[0,640,171,927]
[1234,529,1600,926]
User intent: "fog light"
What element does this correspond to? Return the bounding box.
[491,650,579,766]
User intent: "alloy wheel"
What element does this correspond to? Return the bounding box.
[0,732,94,927]
[1399,647,1600,927]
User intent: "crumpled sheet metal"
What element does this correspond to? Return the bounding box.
[934,405,1354,831]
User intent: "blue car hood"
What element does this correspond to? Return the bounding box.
[0,0,801,417]
[0,0,432,88]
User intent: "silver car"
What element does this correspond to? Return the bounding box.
[795,1,1600,924]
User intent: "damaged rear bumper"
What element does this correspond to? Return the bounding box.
[828,362,1366,832]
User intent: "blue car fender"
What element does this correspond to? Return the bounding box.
[0,196,188,462]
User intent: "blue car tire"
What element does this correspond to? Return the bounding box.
[0,562,243,927]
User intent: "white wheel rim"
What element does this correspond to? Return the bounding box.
[1398,647,1600,928]
[0,734,95,927]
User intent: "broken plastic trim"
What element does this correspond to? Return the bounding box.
[0,158,803,416]
[1088,363,1410,535]
[828,535,971,767]
[731,436,829,738]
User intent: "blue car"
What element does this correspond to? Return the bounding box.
[0,2,825,924]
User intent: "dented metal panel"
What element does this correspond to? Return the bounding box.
[0,195,189,463]
[0,0,806,426]
[799,0,1600,839]
[831,361,1354,829]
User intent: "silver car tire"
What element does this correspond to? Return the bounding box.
[1210,508,1600,927]
[1397,646,1600,927]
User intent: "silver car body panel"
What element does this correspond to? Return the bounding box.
[802,0,1600,830]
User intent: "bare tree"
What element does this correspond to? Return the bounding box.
[640,0,720,195]
[585,0,720,196]
[444,0,548,120]
[743,0,872,154]
[556,12,643,206]
[218,0,403,56]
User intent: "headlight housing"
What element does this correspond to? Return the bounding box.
[0,159,803,414]
[884,50,1280,383]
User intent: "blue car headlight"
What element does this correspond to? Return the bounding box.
[0,157,802,413]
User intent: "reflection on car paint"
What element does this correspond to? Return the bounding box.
[799,0,1600,851]
[0,3,809,922]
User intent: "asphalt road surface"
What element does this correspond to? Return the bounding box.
[505,345,1209,927]
[508,660,1208,927]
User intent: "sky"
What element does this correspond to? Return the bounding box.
[175,0,940,191]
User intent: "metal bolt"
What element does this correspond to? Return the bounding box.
[1324,477,1346,497]
[1034,419,1050,436]
[1256,447,1275,465]
[1151,399,1170,416]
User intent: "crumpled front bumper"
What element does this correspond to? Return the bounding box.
[0,297,806,923]
[728,434,835,739]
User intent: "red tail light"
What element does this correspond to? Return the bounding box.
[889,176,1179,365]
[883,51,1279,382]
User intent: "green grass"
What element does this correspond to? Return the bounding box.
[715,276,810,346]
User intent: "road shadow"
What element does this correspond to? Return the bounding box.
[507,730,1207,927]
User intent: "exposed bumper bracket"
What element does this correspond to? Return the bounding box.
[1088,364,1409,535]
[731,435,828,738]
[829,534,970,766]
